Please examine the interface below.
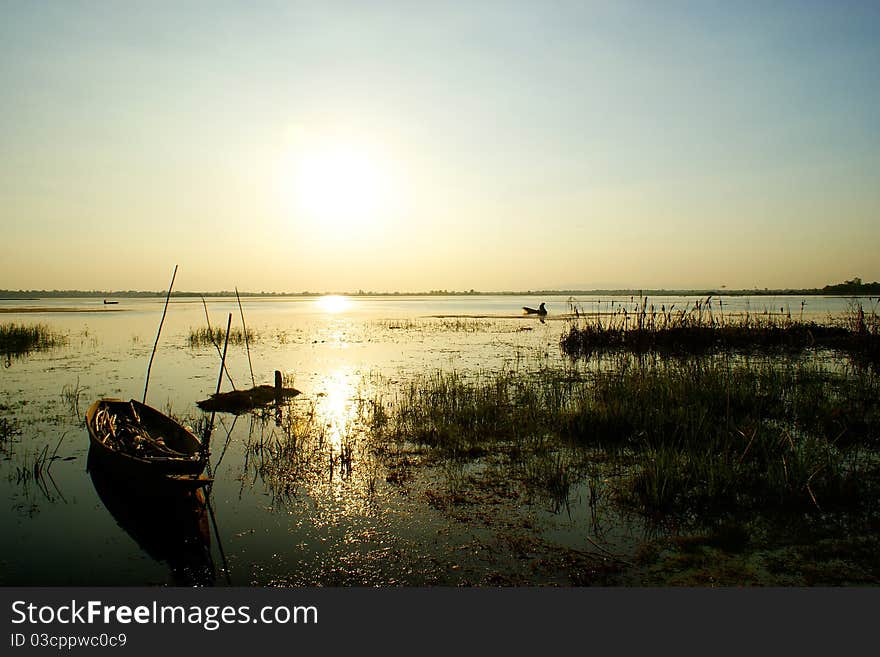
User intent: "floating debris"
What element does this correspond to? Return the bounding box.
[197,384,301,414]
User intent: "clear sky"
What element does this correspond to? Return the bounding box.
[1,1,878,292]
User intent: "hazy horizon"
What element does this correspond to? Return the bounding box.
[1,277,874,296]
[3,2,879,292]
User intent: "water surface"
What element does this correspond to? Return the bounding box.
[0,294,867,585]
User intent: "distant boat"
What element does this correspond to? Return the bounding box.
[85,398,210,489]
[103,299,119,305]
[522,302,547,316]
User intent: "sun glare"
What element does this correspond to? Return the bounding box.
[282,141,392,228]
[314,368,359,449]
[316,294,352,313]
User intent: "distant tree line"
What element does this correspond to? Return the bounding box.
[1,279,877,299]
[821,278,880,295]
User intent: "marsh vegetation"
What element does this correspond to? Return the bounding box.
[561,297,879,364]
[371,358,879,510]
[2,294,878,585]
[0,322,65,361]
[187,326,257,348]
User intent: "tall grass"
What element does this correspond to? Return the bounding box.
[187,326,257,348]
[370,359,880,515]
[0,322,65,359]
[238,399,368,508]
[560,297,879,363]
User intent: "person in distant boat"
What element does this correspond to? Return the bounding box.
[522,302,547,316]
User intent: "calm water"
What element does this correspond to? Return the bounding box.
[0,294,867,585]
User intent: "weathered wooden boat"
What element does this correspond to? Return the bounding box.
[85,398,210,487]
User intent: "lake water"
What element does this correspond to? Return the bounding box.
[0,293,869,585]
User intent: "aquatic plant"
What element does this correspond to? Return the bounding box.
[372,318,506,333]
[0,322,65,360]
[187,326,257,348]
[370,358,880,516]
[60,378,87,419]
[0,413,22,456]
[560,298,879,364]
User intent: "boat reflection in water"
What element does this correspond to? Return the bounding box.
[87,447,216,585]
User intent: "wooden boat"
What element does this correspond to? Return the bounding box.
[522,302,547,315]
[85,398,209,487]
[103,299,119,305]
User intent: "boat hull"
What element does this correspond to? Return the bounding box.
[85,398,207,484]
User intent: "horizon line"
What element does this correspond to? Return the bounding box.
[1,281,877,299]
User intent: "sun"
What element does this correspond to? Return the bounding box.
[282,141,392,228]
[315,294,352,313]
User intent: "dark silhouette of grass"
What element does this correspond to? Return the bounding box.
[370,358,880,516]
[0,413,22,456]
[560,298,879,363]
[0,322,65,360]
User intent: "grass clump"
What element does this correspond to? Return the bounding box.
[560,298,879,363]
[379,370,553,457]
[0,322,65,360]
[1,413,22,456]
[372,358,880,516]
[187,326,256,348]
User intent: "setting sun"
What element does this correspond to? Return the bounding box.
[315,294,352,313]
[282,141,392,228]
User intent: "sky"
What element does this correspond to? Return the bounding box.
[1,1,879,292]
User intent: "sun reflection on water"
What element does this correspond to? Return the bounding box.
[314,367,359,449]
[315,295,351,314]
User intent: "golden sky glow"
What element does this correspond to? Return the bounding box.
[1,3,878,292]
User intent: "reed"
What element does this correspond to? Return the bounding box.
[60,378,86,419]
[0,413,22,456]
[560,297,879,363]
[0,322,65,358]
[241,401,336,506]
[187,326,257,348]
[372,318,503,333]
[370,358,880,516]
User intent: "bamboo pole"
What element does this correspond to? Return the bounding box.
[143,264,178,404]
[201,295,236,390]
[235,287,256,388]
[206,494,232,584]
[203,313,232,456]
[215,313,232,399]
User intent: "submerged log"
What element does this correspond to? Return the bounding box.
[197,384,300,414]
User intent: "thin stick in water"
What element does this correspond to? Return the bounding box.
[201,295,236,390]
[216,312,232,397]
[204,313,232,456]
[235,287,256,388]
[143,264,178,404]
[206,494,233,585]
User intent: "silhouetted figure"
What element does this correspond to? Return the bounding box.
[522,302,547,316]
